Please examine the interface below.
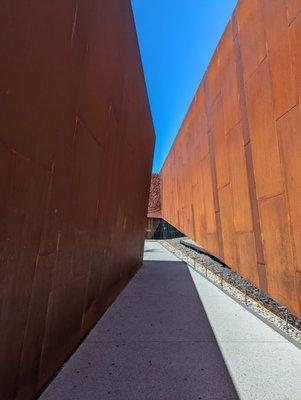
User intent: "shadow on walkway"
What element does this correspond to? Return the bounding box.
[40,259,239,400]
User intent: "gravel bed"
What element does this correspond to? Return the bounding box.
[159,237,301,345]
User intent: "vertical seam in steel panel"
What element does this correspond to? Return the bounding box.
[191,203,197,241]
[232,12,268,292]
[204,77,224,260]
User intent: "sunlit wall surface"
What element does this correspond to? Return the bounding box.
[161,0,301,318]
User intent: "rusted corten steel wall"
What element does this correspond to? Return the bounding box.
[147,174,162,218]
[0,1,154,399]
[161,0,301,318]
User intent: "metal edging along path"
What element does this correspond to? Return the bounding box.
[160,242,301,350]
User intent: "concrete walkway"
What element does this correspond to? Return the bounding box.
[189,266,301,400]
[40,241,301,400]
[40,241,239,399]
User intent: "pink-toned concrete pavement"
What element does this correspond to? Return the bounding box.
[39,241,238,400]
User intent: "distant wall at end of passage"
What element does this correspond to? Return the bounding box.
[147,173,162,218]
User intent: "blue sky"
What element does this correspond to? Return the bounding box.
[131,0,238,172]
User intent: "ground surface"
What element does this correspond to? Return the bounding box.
[39,241,301,400]
[39,241,238,399]
[162,237,301,342]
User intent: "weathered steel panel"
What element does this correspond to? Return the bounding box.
[245,59,284,199]
[218,184,238,270]
[261,0,298,119]
[236,232,259,286]
[201,155,220,255]
[259,194,298,313]
[0,1,154,399]
[206,53,221,106]
[219,22,241,134]
[226,123,253,234]
[289,13,301,99]
[235,0,266,83]
[211,95,230,189]
[161,0,301,317]
[277,105,301,307]
[196,87,210,161]
[286,0,301,24]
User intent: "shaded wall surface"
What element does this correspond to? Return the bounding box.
[161,0,301,317]
[0,1,154,399]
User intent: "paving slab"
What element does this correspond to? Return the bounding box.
[143,240,179,261]
[39,341,238,400]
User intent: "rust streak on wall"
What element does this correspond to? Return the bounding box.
[161,0,301,318]
[0,1,154,399]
